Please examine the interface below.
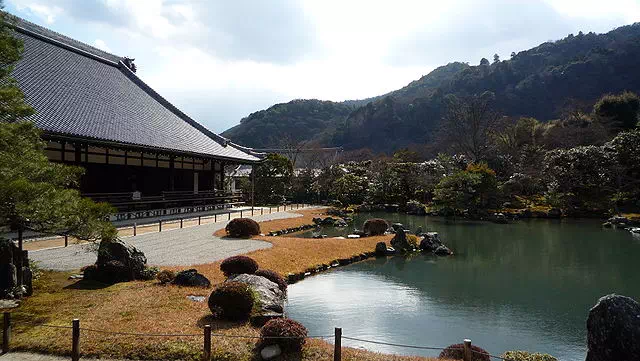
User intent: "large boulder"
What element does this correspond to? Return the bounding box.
[419,232,443,252]
[390,229,413,252]
[586,294,640,361]
[0,239,31,299]
[375,242,387,257]
[173,269,211,287]
[88,239,147,283]
[227,274,285,326]
[434,245,453,256]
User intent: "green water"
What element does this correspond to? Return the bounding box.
[285,212,640,361]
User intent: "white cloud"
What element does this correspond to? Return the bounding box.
[7,0,640,132]
[93,39,112,53]
[10,1,63,24]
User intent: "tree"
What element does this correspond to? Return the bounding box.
[594,91,640,131]
[439,92,500,162]
[605,129,640,211]
[493,54,500,63]
[433,163,497,213]
[254,153,293,205]
[0,9,34,121]
[480,58,490,66]
[0,122,116,286]
[543,145,613,210]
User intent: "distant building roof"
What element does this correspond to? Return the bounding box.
[5,13,260,163]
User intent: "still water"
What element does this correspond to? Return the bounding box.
[285,212,640,361]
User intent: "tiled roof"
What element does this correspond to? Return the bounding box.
[6,13,260,163]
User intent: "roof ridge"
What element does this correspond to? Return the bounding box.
[2,11,123,64]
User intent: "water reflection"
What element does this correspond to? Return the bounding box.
[286,214,640,361]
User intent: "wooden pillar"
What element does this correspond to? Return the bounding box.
[219,161,225,193]
[251,164,255,209]
[169,156,175,191]
[16,229,23,287]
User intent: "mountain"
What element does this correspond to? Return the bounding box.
[221,99,355,148]
[223,23,640,153]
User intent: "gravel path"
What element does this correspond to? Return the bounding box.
[29,210,306,271]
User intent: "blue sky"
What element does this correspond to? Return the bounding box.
[5,0,640,133]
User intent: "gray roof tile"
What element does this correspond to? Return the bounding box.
[7,14,259,163]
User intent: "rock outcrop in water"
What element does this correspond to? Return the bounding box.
[586,294,640,361]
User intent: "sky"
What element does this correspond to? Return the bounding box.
[5,0,640,133]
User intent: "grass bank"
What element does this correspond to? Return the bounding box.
[5,208,444,361]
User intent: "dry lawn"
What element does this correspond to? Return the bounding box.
[6,208,444,361]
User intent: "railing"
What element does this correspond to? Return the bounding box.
[1,313,516,361]
[50,203,311,246]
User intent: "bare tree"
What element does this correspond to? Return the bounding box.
[439,92,500,162]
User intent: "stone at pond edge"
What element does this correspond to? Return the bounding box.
[226,274,285,326]
[390,229,413,252]
[173,269,211,287]
[419,232,443,252]
[261,344,282,360]
[391,223,405,232]
[375,242,387,257]
[586,294,640,361]
[434,245,452,256]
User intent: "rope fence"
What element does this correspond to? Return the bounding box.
[2,312,516,361]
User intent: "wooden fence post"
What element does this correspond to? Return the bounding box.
[214,214,217,222]
[334,327,342,361]
[2,312,10,354]
[261,208,263,216]
[71,319,80,361]
[203,325,211,361]
[64,235,68,247]
[463,339,472,361]
[180,219,183,228]
[240,210,243,218]
[133,223,137,236]
[277,205,280,212]
[251,207,254,216]
[198,216,201,225]
[228,212,231,220]
[159,220,162,232]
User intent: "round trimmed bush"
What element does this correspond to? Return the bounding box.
[439,343,490,361]
[225,218,261,238]
[260,318,308,351]
[255,269,287,292]
[363,218,389,236]
[208,281,255,321]
[220,255,259,276]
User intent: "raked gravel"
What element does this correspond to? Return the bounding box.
[29,210,307,271]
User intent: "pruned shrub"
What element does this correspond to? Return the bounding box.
[255,269,287,292]
[208,281,255,321]
[220,255,259,276]
[439,343,490,361]
[225,218,261,238]
[260,318,308,351]
[363,218,389,236]
[501,351,557,361]
[157,269,176,284]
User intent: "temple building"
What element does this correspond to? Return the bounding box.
[6,15,261,219]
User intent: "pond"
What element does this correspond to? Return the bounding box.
[285,212,640,361]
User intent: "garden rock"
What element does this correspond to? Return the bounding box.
[173,269,211,287]
[419,232,443,252]
[260,344,282,360]
[227,274,285,326]
[334,218,348,227]
[96,239,147,279]
[391,223,405,232]
[390,229,413,252]
[320,217,337,226]
[547,208,562,218]
[0,239,31,299]
[586,294,640,361]
[434,245,453,256]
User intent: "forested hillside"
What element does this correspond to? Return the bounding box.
[224,23,640,153]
